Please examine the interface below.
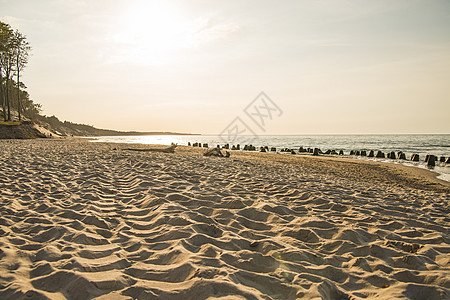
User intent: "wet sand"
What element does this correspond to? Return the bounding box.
[0,139,449,299]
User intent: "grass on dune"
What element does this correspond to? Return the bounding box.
[0,121,21,126]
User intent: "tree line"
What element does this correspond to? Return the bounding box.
[0,21,41,122]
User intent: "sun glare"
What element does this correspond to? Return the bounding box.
[113,2,194,64]
[111,1,239,65]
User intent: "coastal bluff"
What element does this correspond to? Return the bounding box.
[0,121,49,139]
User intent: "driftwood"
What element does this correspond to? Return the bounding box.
[125,144,177,153]
[204,148,230,157]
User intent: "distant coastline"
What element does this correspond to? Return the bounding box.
[90,131,200,137]
[0,116,199,139]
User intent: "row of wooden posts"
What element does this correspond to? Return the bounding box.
[187,142,449,166]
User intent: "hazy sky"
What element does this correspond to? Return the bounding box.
[2,0,449,134]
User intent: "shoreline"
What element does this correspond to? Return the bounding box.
[0,139,448,299]
[106,141,450,192]
[87,135,450,184]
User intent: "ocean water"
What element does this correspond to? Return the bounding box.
[89,134,450,182]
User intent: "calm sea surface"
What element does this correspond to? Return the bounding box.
[89,134,450,182]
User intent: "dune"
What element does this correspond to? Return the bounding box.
[0,139,449,299]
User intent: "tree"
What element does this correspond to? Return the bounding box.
[0,22,31,121]
[0,22,13,121]
[0,22,15,121]
[12,29,31,120]
[9,80,42,118]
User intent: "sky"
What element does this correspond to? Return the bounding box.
[1,0,449,134]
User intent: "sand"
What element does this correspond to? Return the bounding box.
[0,139,449,299]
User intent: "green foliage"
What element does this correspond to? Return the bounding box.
[0,78,41,118]
[1,20,32,121]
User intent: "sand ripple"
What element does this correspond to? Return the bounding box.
[0,140,449,299]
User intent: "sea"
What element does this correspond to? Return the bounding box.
[89,134,450,182]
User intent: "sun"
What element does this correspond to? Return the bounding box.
[113,1,194,65]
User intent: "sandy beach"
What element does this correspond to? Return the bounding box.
[0,139,449,299]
